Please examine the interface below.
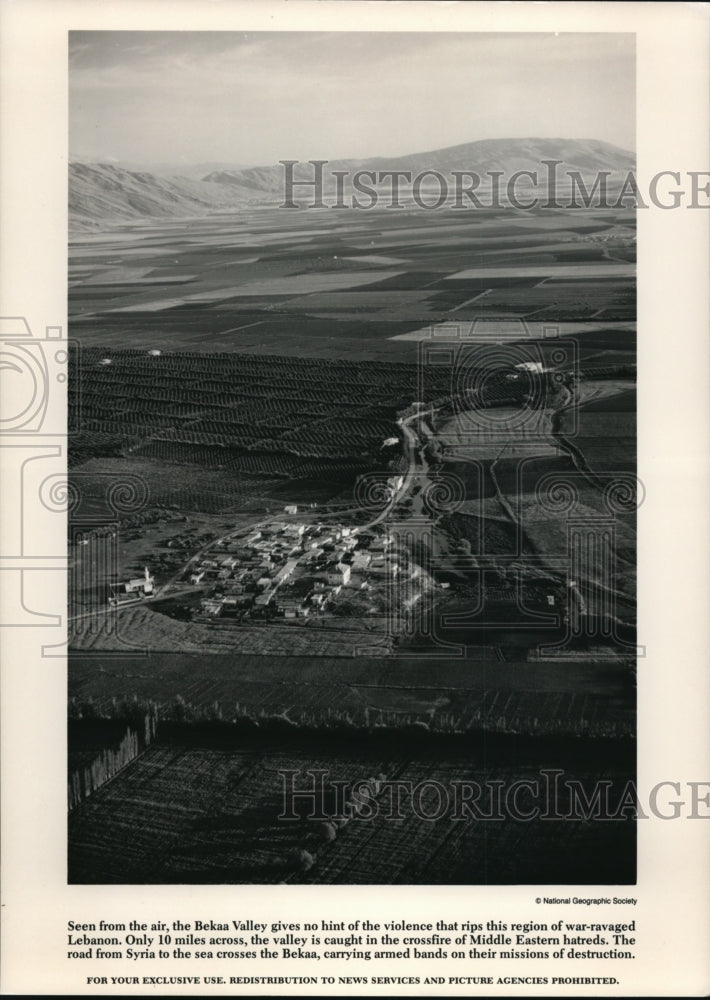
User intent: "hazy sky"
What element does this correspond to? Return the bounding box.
[69,31,635,166]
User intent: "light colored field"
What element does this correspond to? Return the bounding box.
[347,236,464,249]
[69,232,147,245]
[132,275,198,284]
[391,319,635,341]
[277,290,433,311]
[227,270,405,293]
[352,222,530,241]
[109,296,187,312]
[447,263,634,279]
[82,271,198,287]
[480,241,611,256]
[178,233,324,246]
[438,409,558,459]
[341,254,408,265]
[69,246,183,261]
[199,256,259,265]
[346,216,614,248]
[492,213,617,230]
[462,232,603,245]
[185,286,270,302]
[81,266,155,285]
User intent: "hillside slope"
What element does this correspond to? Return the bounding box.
[70,138,635,230]
[69,162,261,231]
[205,137,635,194]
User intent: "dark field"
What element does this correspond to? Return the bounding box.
[68,728,635,885]
[68,349,441,521]
[69,651,635,737]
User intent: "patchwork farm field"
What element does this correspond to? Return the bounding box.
[69,206,635,360]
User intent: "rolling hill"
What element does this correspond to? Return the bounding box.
[205,137,635,195]
[69,162,261,232]
[70,138,635,230]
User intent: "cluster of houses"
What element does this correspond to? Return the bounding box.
[188,507,398,621]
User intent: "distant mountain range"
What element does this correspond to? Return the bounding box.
[204,137,635,193]
[69,138,635,231]
[69,162,261,231]
[112,160,255,179]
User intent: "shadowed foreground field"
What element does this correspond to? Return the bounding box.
[69,728,635,885]
[69,651,635,738]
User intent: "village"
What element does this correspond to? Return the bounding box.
[182,507,401,622]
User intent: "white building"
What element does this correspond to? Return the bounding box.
[110,566,155,605]
[127,567,154,594]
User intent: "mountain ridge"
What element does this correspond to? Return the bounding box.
[69,162,261,232]
[204,137,634,191]
[70,137,635,231]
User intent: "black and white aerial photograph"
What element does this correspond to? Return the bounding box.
[67,30,638,885]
